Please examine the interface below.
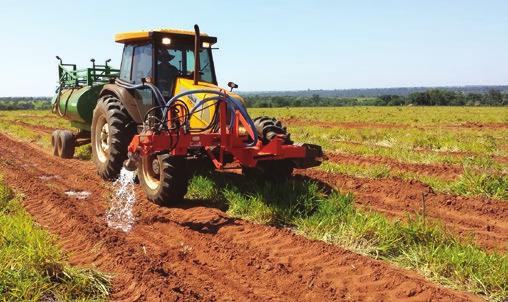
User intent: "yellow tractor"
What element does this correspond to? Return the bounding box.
[52,25,323,205]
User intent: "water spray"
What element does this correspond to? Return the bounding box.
[106,168,136,232]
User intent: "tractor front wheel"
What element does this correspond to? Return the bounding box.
[91,95,135,180]
[138,154,189,206]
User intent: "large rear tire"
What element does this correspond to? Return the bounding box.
[252,116,291,144]
[138,154,189,206]
[91,95,135,180]
[244,116,294,180]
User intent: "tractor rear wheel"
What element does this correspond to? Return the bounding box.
[91,95,135,180]
[57,130,75,159]
[138,154,189,206]
[252,116,291,144]
[244,116,294,180]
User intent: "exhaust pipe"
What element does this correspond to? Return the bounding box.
[193,24,201,85]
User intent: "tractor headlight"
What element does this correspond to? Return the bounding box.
[162,37,171,45]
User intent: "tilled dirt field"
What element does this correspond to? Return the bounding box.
[325,152,463,179]
[0,132,487,301]
[280,117,508,130]
[299,169,508,252]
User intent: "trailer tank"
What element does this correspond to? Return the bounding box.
[52,57,119,131]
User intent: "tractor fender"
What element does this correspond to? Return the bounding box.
[99,84,143,123]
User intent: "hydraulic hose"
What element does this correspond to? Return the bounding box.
[163,89,258,147]
[116,81,259,147]
[184,96,233,129]
[53,83,65,117]
[115,79,166,107]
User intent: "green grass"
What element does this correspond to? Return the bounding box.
[75,144,92,160]
[0,177,110,301]
[186,173,507,301]
[453,168,508,200]
[0,110,72,130]
[250,106,508,125]
[249,106,507,201]
[0,110,72,149]
[250,107,508,171]
[0,110,95,161]
[320,161,508,200]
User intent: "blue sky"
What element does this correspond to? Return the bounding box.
[0,0,507,96]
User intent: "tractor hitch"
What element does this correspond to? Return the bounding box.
[291,143,324,169]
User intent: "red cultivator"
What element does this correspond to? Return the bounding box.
[124,88,323,205]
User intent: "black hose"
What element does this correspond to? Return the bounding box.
[115,82,259,147]
[115,79,166,107]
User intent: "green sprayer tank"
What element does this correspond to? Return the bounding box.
[52,57,119,131]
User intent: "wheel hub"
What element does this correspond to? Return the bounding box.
[100,123,110,153]
[141,155,161,190]
[94,117,110,163]
[151,158,160,175]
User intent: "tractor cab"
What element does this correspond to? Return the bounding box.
[115,28,220,124]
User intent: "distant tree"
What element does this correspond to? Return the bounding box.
[487,89,503,105]
[408,91,431,105]
[310,94,321,106]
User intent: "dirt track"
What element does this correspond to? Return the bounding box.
[325,152,463,179]
[299,169,508,251]
[280,117,508,130]
[0,132,485,301]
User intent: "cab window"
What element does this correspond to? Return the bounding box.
[131,44,152,83]
[186,48,215,84]
[119,45,134,81]
[158,45,216,85]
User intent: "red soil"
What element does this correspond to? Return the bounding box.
[298,169,508,252]
[11,119,55,134]
[280,117,406,129]
[281,117,508,130]
[0,132,483,301]
[326,152,462,179]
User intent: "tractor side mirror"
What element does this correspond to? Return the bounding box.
[227,81,239,92]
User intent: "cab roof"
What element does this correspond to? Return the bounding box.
[114,28,217,44]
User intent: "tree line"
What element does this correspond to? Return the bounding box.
[0,97,52,110]
[244,89,508,107]
[243,85,508,98]
[1,89,507,110]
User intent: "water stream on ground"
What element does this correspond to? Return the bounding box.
[106,168,136,232]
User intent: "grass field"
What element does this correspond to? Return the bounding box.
[0,176,109,301]
[0,107,507,301]
[251,107,508,200]
[187,173,507,301]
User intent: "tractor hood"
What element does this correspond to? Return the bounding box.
[174,77,246,105]
[173,77,246,129]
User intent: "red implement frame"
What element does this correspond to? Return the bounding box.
[127,93,315,169]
